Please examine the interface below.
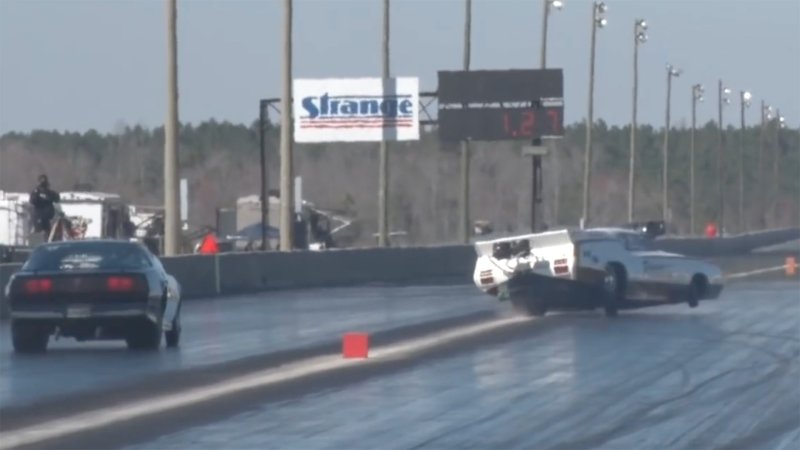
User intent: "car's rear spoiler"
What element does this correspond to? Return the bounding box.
[474,229,574,258]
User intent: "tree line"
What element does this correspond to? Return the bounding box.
[1,118,797,246]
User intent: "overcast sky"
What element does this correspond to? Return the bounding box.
[1,0,798,134]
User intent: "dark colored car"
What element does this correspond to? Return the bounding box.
[4,239,182,353]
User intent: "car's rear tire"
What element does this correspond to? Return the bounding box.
[126,318,162,351]
[165,305,181,348]
[602,264,626,317]
[511,296,548,317]
[688,275,707,308]
[12,320,49,354]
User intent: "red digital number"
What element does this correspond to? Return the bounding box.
[520,111,535,136]
[547,109,560,133]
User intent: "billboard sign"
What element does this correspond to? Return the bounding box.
[293,77,420,143]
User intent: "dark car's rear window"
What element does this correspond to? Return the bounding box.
[23,241,152,272]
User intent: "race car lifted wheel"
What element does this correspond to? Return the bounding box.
[602,264,625,317]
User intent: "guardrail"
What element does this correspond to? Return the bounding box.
[1,228,798,320]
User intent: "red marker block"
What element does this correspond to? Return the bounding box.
[342,333,369,359]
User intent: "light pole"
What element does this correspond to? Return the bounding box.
[536,0,563,231]
[738,90,752,233]
[627,18,647,223]
[278,0,294,251]
[757,102,773,228]
[690,83,704,235]
[540,0,563,67]
[459,0,472,243]
[771,110,786,225]
[662,64,681,223]
[377,0,391,247]
[163,0,180,256]
[581,1,607,228]
[717,80,732,236]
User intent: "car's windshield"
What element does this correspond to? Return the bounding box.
[23,241,152,271]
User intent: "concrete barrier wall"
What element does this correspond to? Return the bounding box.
[656,228,800,256]
[218,245,475,294]
[1,230,797,320]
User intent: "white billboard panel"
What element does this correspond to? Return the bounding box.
[293,77,419,143]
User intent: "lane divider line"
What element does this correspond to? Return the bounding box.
[0,315,529,450]
[725,265,794,280]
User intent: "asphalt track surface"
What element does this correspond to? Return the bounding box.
[0,283,492,408]
[2,280,798,450]
[124,280,800,450]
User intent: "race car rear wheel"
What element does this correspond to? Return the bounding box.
[510,296,548,317]
[11,320,49,354]
[602,264,625,317]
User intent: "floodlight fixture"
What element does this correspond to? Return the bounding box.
[693,83,704,102]
[549,0,564,10]
[764,104,774,120]
[635,18,647,43]
[742,90,752,107]
[594,1,607,27]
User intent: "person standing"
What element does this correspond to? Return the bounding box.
[29,174,61,239]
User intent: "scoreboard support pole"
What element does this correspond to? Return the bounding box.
[523,144,548,232]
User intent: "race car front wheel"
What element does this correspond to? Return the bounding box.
[602,264,626,317]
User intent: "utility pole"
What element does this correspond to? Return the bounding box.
[717,79,731,237]
[535,0,562,231]
[163,0,181,256]
[459,0,472,243]
[628,18,647,223]
[259,99,269,250]
[757,101,771,229]
[377,0,390,247]
[738,90,751,233]
[690,83,704,235]
[662,64,681,223]
[279,0,294,251]
[581,1,607,228]
[772,109,785,226]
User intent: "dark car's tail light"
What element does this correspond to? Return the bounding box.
[24,278,53,294]
[106,276,136,292]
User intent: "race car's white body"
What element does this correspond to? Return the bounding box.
[473,226,724,317]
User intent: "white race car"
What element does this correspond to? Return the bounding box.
[473,222,724,317]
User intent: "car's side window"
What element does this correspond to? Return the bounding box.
[624,235,653,251]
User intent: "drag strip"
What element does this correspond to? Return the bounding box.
[120,280,797,450]
[0,283,492,408]
[4,280,799,450]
